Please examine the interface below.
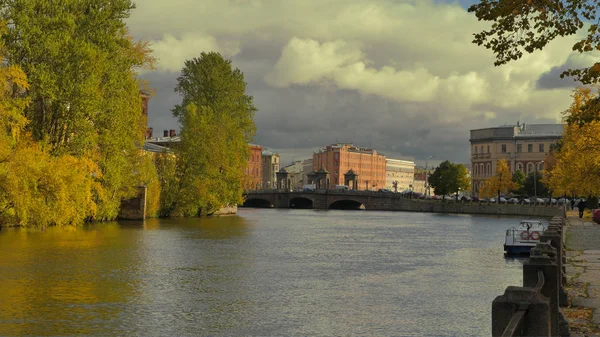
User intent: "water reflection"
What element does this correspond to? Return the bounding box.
[0,210,531,336]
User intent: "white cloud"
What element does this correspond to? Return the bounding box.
[128,0,587,162]
[149,33,240,73]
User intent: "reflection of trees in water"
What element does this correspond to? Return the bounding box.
[0,223,141,336]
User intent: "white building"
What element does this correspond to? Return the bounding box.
[386,158,415,192]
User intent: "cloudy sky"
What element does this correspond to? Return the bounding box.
[127,0,589,166]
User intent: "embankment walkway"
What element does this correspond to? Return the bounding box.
[565,212,600,336]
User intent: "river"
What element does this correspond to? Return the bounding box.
[0,209,528,336]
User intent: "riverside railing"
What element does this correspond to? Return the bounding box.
[492,216,569,337]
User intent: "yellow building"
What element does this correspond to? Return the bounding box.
[470,122,564,196]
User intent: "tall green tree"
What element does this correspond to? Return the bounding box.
[524,171,549,198]
[428,161,470,198]
[170,52,256,216]
[511,170,526,195]
[1,0,155,220]
[469,0,600,84]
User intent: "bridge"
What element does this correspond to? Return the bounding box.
[242,190,565,217]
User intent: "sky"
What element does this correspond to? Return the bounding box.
[127,0,590,167]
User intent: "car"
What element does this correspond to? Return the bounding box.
[522,198,531,204]
[508,198,519,204]
[461,196,472,201]
[378,188,393,193]
[489,197,496,203]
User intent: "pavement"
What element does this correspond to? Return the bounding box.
[565,211,600,337]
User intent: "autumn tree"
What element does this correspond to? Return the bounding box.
[545,87,600,198]
[169,52,257,216]
[0,0,155,220]
[428,161,470,199]
[0,22,99,227]
[480,159,518,202]
[469,0,600,84]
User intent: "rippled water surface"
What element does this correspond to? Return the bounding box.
[0,209,530,336]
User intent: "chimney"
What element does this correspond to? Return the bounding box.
[145,127,153,139]
[170,129,176,137]
[163,130,168,137]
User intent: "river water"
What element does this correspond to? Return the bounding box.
[0,209,529,336]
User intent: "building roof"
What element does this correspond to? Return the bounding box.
[470,122,565,142]
[142,142,171,153]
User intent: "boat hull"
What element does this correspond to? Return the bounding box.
[504,244,535,255]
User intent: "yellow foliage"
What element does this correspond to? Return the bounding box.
[480,159,518,198]
[545,121,600,196]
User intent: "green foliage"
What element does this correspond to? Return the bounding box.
[428,161,470,197]
[469,0,600,84]
[168,52,256,216]
[511,170,526,194]
[524,171,549,197]
[154,152,178,217]
[0,0,155,222]
[136,151,160,218]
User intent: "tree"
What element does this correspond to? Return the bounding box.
[480,159,518,201]
[524,171,549,198]
[545,87,600,197]
[428,161,470,198]
[0,0,155,221]
[469,0,600,84]
[511,170,526,195]
[0,23,100,227]
[169,52,256,216]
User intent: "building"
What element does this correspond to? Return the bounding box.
[245,144,263,190]
[385,158,415,192]
[313,143,386,190]
[470,122,564,196]
[261,150,280,189]
[282,160,305,190]
[140,90,152,139]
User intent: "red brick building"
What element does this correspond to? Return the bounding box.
[245,144,263,190]
[313,143,386,190]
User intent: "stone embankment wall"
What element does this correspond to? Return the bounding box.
[369,198,566,218]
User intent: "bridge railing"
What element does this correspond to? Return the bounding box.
[492,216,569,337]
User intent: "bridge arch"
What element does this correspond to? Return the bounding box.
[242,198,274,208]
[328,199,366,210]
[289,197,313,209]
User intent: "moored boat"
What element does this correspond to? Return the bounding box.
[504,220,547,255]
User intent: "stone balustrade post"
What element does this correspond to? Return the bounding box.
[540,230,567,307]
[523,248,559,336]
[492,286,551,337]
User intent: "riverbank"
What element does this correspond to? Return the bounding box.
[564,210,600,336]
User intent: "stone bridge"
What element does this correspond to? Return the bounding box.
[242,190,566,217]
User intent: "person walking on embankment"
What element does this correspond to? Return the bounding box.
[578,199,587,218]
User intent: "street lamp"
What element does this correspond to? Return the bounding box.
[534,160,544,205]
[425,155,435,197]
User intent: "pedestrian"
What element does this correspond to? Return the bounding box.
[571,198,576,211]
[578,199,587,218]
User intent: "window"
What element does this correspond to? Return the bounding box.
[538,162,544,171]
[501,144,506,153]
[480,145,483,153]
[474,146,478,154]
[539,144,544,153]
[517,144,522,153]
[527,162,534,173]
[486,163,491,175]
[487,145,490,153]
[516,162,523,171]
[528,144,533,152]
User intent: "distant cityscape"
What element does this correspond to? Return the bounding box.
[143,117,565,197]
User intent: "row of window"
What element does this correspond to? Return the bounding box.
[474,143,545,154]
[473,162,544,176]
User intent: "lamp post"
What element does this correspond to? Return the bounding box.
[425,155,435,197]
[533,160,544,205]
